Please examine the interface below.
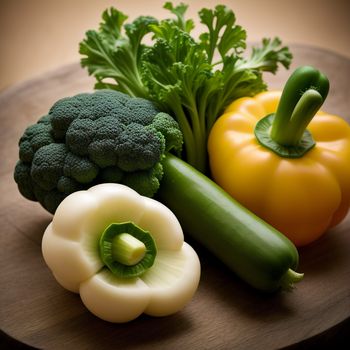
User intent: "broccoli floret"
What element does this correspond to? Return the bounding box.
[14,161,36,200]
[115,123,165,172]
[14,90,183,213]
[31,143,67,191]
[64,152,99,183]
[152,112,183,153]
[18,115,54,162]
[123,162,164,198]
[87,116,125,167]
[66,118,96,156]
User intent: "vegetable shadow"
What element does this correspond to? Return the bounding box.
[186,236,298,323]
[182,213,350,347]
[3,199,52,246]
[298,217,350,276]
[37,307,196,350]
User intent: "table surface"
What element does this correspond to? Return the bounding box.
[0,45,350,349]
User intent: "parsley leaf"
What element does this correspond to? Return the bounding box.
[80,2,292,172]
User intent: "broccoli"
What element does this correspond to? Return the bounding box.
[14,90,183,213]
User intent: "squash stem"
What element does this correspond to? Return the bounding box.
[280,268,304,290]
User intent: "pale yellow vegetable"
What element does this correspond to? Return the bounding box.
[42,183,201,323]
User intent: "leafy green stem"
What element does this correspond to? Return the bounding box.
[169,96,197,164]
[186,99,207,172]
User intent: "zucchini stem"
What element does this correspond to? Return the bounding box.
[279,268,304,290]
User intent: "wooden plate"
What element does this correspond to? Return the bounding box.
[1,45,349,349]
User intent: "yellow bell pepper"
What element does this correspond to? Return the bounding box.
[208,66,350,246]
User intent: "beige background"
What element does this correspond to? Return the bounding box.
[1,0,350,91]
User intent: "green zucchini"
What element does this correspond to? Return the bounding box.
[158,154,303,292]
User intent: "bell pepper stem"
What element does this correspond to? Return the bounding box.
[255,66,330,158]
[270,66,329,147]
[112,233,146,266]
[99,222,157,278]
[271,89,324,146]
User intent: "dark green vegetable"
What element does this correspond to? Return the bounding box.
[79,1,292,172]
[158,154,303,292]
[14,90,183,213]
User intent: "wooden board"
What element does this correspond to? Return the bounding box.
[1,45,349,349]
